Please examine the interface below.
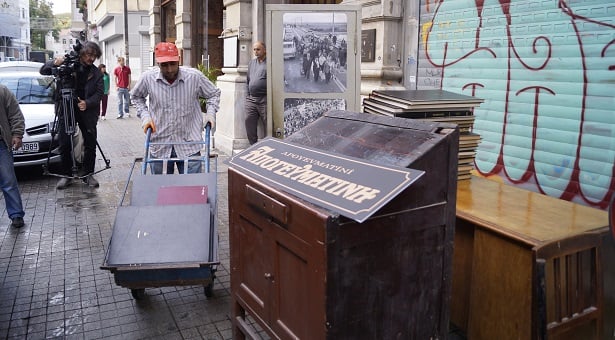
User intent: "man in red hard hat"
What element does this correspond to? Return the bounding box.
[131,42,220,174]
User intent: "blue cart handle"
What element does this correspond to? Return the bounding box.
[142,128,153,174]
[142,125,211,174]
[204,123,211,173]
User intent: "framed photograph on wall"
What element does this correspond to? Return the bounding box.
[267,4,361,139]
[361,29,376,62]
[283,98,346,137]
[281,12,349,94]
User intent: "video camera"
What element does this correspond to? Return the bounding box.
[52,39,83,80]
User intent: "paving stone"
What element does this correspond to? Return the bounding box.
[1,93,234,339]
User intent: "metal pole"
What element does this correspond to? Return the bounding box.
[205,0,209,63]
[124,0,129,66]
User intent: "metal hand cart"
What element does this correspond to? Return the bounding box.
[101,125,219,300]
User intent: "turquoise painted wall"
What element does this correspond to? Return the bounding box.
[418,0,615,209]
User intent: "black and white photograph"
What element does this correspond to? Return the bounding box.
[361,29,376,62]
[284,98,346,137]
[282,12,348,94]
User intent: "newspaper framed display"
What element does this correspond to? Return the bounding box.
[266,4,361,140]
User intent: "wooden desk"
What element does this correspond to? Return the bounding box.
[452,176,608,340]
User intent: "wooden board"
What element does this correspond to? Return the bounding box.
[106,205,212,266]
[372,89,484,107]
[456,177,608,244]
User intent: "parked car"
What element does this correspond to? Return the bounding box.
[0,71,62,167]
[0,61,44,73]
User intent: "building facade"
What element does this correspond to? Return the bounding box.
[214,0,615,210]
[88,0,150,85]
[82,0,614,209]
[46,29,81,58]
[0,0,31,61]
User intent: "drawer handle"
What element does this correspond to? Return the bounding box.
[264,272,273,280]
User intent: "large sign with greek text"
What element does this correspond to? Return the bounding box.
[228,138,424,223]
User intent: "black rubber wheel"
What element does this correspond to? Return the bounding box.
[131,288,146,300]
[204,282,214,298]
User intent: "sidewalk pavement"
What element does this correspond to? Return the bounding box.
[0,93,245,339]
[1,93,471,340]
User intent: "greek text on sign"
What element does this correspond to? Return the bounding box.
[228,138,424,223]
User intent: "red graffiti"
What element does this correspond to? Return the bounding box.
[422,0,615,208]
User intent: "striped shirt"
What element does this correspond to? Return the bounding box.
[131,66,221,158]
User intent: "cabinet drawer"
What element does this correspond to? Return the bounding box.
[234,175,326,245]
[245,184,288,225]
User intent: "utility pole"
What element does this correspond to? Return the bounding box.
[205,0,208,65]
[124,0,129,66]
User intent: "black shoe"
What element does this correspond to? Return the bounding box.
[11,216,24,228]
[56,177,71,190]
[77,169,88,177]
[84,175,99,188]
[116,115,123,119]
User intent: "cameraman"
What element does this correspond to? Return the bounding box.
[40,41,104,189]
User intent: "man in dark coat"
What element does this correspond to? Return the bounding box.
[40,41,104,189]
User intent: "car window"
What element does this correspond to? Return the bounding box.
[0,76,55,104]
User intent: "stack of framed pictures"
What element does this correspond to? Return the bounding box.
[363,89,484,180]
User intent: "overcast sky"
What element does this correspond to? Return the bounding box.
[52,0,72,15]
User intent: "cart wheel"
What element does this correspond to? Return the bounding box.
[204,282,214,298]
[131,288,146,300]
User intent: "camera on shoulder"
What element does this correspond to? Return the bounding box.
[52,40,83,78]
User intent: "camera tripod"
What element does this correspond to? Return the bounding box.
[43,85,111,179]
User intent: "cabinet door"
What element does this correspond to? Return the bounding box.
[269,220,315,339]
[467,229,533,339]
[231,211,272,323]
[230,170,327,339]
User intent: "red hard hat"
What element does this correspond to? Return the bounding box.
[154,42,180,63]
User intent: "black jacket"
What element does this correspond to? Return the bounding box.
[40,61,104,116]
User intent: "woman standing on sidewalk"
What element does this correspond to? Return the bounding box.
[99,64,110,120]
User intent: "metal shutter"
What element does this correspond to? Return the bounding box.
[417,0,615,208]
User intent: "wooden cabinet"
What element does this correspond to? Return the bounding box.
[451,176,609,339]
[229,169,454,339]
[230,171,326,339]
[229,111,460,339]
